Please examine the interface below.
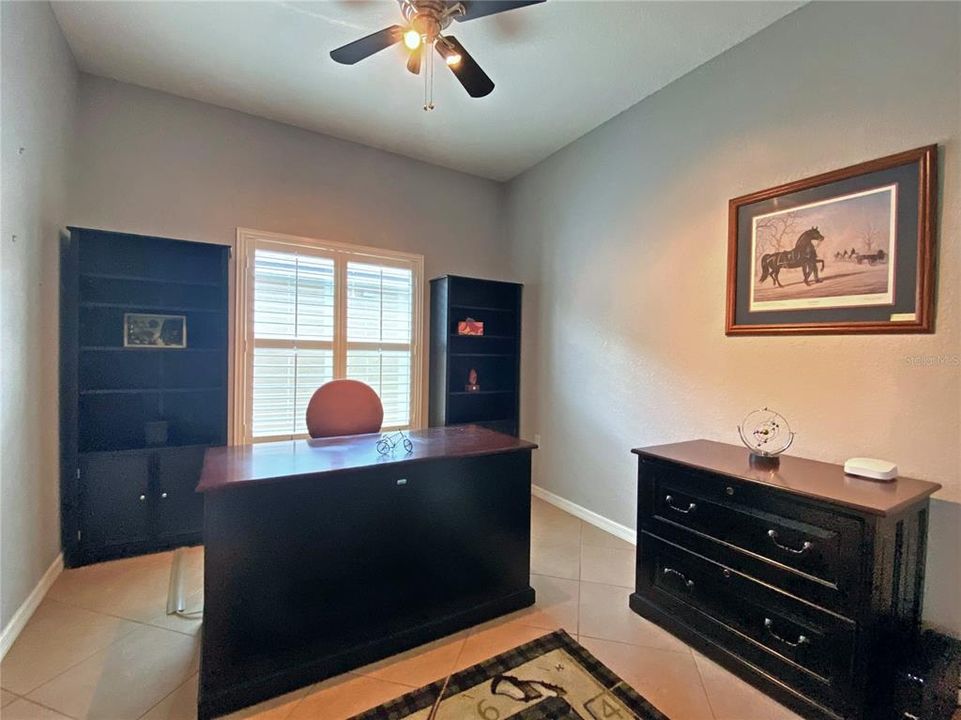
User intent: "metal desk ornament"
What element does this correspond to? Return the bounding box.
[738,407,794,469]
[376,430,414,456]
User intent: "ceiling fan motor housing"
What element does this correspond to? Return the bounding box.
[399,0,459,42]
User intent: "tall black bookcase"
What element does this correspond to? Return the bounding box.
[60,227,229,566]
[429,275,521,436]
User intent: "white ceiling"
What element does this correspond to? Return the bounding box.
[52,1,801,180]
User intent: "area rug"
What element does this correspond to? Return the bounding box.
[350,629,668,720]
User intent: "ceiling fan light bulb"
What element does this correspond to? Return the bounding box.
[403,29,421,50]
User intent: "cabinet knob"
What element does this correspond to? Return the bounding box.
[725,486,734,496]
[138,494,146,502]
[722,568,731,579]
[161,492,168,499]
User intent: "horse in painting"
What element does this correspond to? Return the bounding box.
[758,227,825,288]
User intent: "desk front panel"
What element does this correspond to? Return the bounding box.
[199,449,533,717]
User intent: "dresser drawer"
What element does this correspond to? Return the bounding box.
[637,532,856,708]
[640,460,863,608]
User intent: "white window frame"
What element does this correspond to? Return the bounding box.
[232,228,425,444]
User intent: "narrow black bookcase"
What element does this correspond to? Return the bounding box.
[60,227,229,566]
[429,275,522,436]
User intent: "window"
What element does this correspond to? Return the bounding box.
[234,229,424,443]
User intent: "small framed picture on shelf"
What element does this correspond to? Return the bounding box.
[124,313,187,348]
[457,318,484,336]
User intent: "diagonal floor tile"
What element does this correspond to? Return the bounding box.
[507,574,579,633]
[47,549,203,624]
[1,600,141,695]
[580,544,635,588]
[454,618,552,672]
[580,636,715,720]
[531,499,582,547]
[138,674,197,720]
[581,522,634,550]
[2,688,20,707]
[578,581,689,653]
[353,630,467,688]
[694,651,804,720]
[28,625,199,720]
[0,698,74,720]
[143,592,204,637]
[530,541,580,580]
[286,674,414,720]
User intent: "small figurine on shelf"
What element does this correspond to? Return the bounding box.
[465,368,481,392]
[457,318,485,336]
[376,430,414,456]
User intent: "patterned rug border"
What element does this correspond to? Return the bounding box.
[349,629,668,720]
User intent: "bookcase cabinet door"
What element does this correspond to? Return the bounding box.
[80,453,151,548]
[156,446,206,540]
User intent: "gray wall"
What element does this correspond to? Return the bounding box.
[70,75,508,277]
[1,1,78,629]
[506,2,960,636]
[68,75,509,426]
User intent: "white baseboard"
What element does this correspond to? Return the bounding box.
[532,485,637,546]
[0,553,64,660]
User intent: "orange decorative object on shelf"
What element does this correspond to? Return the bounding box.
[457,318,484,335]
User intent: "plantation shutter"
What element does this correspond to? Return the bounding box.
[345,263,414,428]
[243,234,421,442]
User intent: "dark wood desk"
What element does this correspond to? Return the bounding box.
[197,425,537,719]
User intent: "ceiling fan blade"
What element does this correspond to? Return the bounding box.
[452,0,545,22]
[439,36,494,98]
[406,46,422,75]
[330,25,403,65]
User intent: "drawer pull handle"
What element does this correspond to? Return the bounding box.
[161,492,168,499]
[767,529,814,554]
[138,494,146,502]
[665,495,697,514]
[764,617,809,647]
[663,567,694,589]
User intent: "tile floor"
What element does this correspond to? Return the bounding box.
[0,498,855,720]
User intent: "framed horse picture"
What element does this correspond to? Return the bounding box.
[726,145,938,335]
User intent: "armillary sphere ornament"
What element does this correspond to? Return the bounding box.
[738,407,795,468]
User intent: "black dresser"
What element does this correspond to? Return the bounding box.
[629,440,941,720]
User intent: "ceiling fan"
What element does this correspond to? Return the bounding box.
[330,0,545,107]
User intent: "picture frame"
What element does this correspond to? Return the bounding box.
[123,313,187,348]
[726,145,937,335]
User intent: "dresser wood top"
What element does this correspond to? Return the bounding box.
[632,439,941,517]
[199,425,536,493]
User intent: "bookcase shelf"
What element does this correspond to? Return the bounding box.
[429,276,522,437]
[61,227,230,567]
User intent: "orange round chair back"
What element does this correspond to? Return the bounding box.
[305,379,384,439]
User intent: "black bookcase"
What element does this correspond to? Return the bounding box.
[429,275,521,436]
[60,227,229,566]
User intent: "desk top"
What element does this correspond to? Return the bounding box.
[632,439,941,517]
[198,425,537,493]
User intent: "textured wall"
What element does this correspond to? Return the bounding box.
[1,2,77,629]
[70,75,507,277]
[506,2,960,635]
[69,74,508,429]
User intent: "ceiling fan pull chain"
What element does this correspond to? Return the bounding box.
[423,42,435,112]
